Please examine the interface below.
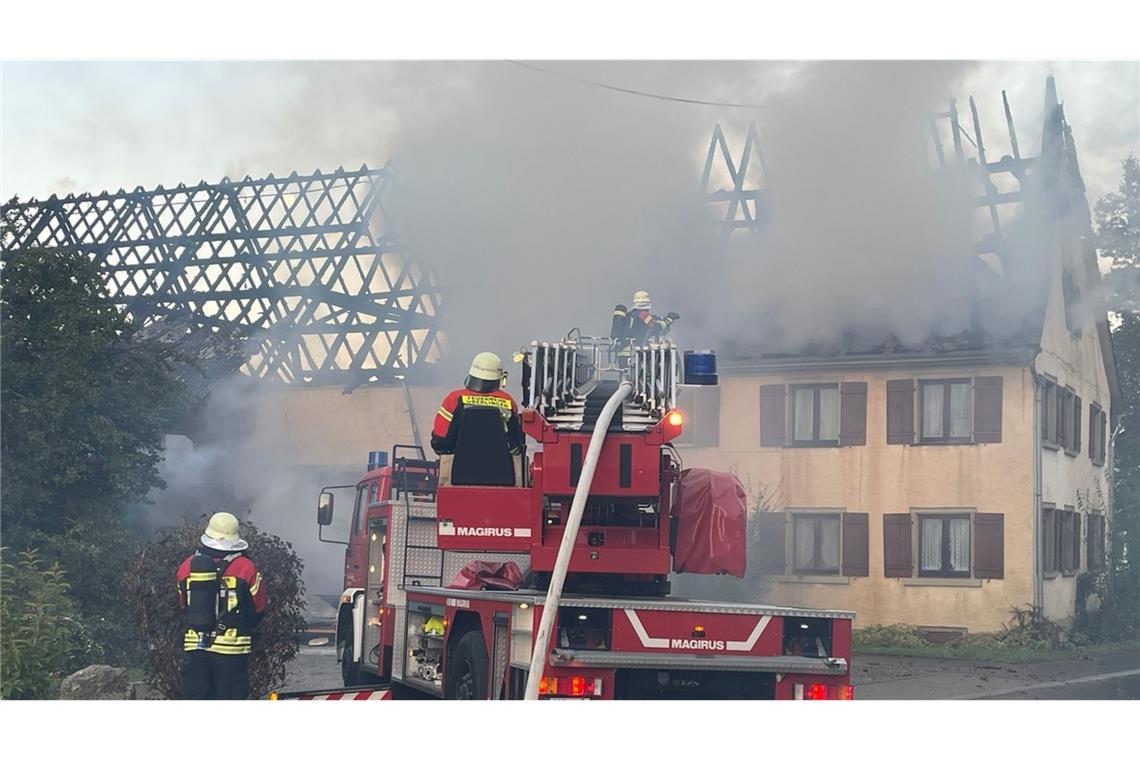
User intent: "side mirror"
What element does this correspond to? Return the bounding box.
[317,492,334,526]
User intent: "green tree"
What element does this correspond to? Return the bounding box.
[1098,155,1140,311]
[1,236,190,662]
[0,549,99,699]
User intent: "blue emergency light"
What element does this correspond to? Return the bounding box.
[367,451,389,471]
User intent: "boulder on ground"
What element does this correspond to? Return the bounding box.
[59,665,131,700]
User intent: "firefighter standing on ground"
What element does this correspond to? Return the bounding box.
[431,351,524,456]
[611,291,679,364]
[176,512,266,700]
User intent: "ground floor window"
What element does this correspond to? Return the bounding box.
[792,514,841,575]
[918,514,971,578]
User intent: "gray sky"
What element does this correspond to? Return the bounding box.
[2,61,1136,205]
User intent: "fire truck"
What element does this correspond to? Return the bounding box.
[280,336,855,700]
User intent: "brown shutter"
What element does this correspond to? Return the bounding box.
[1042,507,1056,573]
[839,382,867,447]
[886,380,915,444]
[753,510,787,575]
[1073,395,1082,453]
[1072,512,1082,572]
[973,376,1003,443]
[883,513,913,577]
[974,513,1004,579]
[1100,409,1108,465]
[1089,404,1097,462]
[1061,511,1075,571]
[760,384,786,447]
[841,512,869,577]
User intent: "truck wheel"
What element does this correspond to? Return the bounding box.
[445,630,488,700]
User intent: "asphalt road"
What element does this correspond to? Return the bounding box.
[283,641,1140,699]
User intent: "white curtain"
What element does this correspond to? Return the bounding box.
[923,384,944,438]
[819,387,840,441]
[950,383,972,438]
[949,517,971,571]
[920,518,942,571]
[819,516,840,570]
[794,517,815,570]
[794,388,814,441]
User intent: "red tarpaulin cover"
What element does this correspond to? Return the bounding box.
[447,560,525,591]
[673,468,747,577]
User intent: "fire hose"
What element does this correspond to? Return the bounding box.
[524,380,633,700]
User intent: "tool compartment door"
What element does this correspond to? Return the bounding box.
[436,485,532,551]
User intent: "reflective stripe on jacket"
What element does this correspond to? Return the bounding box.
[176,552,266,655]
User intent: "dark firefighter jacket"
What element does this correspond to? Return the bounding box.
[177,548,266,655]
[611,305,676,344]
[431,387,523,456]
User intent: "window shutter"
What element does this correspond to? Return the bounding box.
[974,513,1004,579]
[760,384,786,447]
[883,514,913,577]
[973,376,1003,443]
[1073,395,1082,453]
[841,512,869,577]
[886,380,915,444]
[753,510,787,575]
[1089,407,1098,460]
[839,382,867,447]
[1042,507,1056,573]
[1061,511,1075,572]
[1072,512,1082,572]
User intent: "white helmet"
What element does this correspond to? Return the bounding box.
[200,511,248,552]
[632,290,651,310]
[467,352,503,382]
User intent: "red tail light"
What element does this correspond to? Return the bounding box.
[805,683,829,700]
[569,676,585,696]
[802,683,854,700]
[836,684,854,700]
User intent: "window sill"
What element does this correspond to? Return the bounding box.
[1042,442,1061,451]
[787,441,840,449]
[1064,449,1078,458]
[1062,569,1078,577]
[1044,571,1059,580]
[901,577,983,588]
[916,439,974,447]
[778,575,850,585]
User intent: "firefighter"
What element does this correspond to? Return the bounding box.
[176,512,266,700]
[626,290,679,342]
[431,351,524,458]
[613,291,679,366]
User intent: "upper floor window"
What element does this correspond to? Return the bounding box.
[792,384,840,445]
[1088,403,1107,466]
[887,376,1002,446]
[760,382,867,448]
[920,380,972,443]
[1040,377,1081,454]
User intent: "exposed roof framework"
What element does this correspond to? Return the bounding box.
[700,76,1088,274]
[1,165,443,387]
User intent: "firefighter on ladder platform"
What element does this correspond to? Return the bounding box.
[611,290,680,364]
[177,512,266,700]
[431,352,524,457]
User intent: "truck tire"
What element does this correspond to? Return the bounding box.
[444,630,488,700]
[340,635,383,687]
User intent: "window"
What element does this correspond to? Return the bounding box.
[1060,509,1078,574]
[792,514,841,574]
[1087,513,1106,571]
[1089,404,1108,466]
[351,484,369,536]
[919,380,972,443]
[918,514,972,578]
[791,384,840,445]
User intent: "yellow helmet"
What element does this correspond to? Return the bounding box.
[201,511,248,552]
[468,352,503,382]
[632,290,651,310]
[423,616,445,636]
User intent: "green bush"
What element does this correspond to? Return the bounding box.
[0,548,99,699]
[125,518,306,699]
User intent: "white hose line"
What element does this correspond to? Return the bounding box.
[524,381,633,700]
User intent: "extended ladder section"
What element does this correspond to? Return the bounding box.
[527,337,679,431]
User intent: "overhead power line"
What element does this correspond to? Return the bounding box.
[505,61,770,110]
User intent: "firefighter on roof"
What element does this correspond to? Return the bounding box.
[176,512,266,700]
[431,352,524,457]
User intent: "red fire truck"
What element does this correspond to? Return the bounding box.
[280,337,855,700]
